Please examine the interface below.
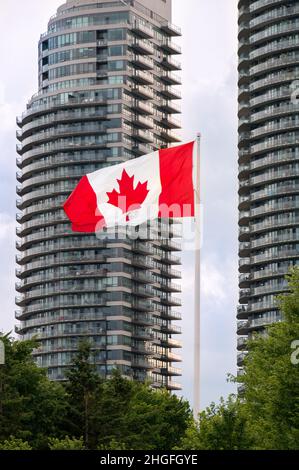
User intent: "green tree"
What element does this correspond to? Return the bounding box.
[239,267,299,449]
[96,370,191,450]
[0,336,68,449]
[178,396,252,450]
[48,436,85,450]
[65,341,102,449]
[179,268,299,450]
[0,437,32,450]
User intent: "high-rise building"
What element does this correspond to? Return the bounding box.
[16,0,183,390]
[237,0,299,372]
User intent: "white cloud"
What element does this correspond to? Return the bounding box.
[0,213,15,241]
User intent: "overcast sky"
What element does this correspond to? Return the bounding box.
[0,0,238,410]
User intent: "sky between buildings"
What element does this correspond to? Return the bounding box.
[0,0,238,409]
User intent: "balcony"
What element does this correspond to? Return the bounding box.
[239,257,251,273]
[159,86,181,100]
[159,129,181,143]
[159,56,182,71]
[128,84,154,100]
[132,313,154,326]
[239,210,250,225]
[129,99,153,115]
[160,252,181,265]
[160,266,181,279]
[237,302,249,318]
[237,337,248,351]
[160,72,181,86]
[239,273,251,287]
[160,295,181,307]
[160,366,182,376]
[239,241,251,255]
[131,143,153,157]
[159,239,181,251]
[159,309,181,321]
[133,285,155,299]
[131,69,153,85]
[160,40,181,55]
[237,352,247,367]
[165,351,182,362]
[167,381,182,390]
[132,129,154,144]
[158,100,181,114]
[160,323,181,334]
[130,22,154,39]
[237,320,250,335]
[130,39,154,55]
[160,115,181,129]
[131,115,153,129]
[160,22,182,37]
[130,54,154,70]
[132,299,154,312]
[132,271,155,284]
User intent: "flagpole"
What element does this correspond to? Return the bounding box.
[193,133,201,419]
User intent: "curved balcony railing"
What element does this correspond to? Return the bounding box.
[18,169,87,193]
[250,55,299,76]
[249,72,299,93]
[18,139,110,162]
[251,103,299,123]
[20,124,111,150]
[251,184,299,202]
[17,182,78,207]
[250,38,299,61]
[250,5,299,29]
[251,136,299,154]
[20,108,110,135]
[252,266,291,281]
[17,254,108,274]
[251,150,299,169]
[19,96,111,123]
[252,283,288,296]
[16,214,66,236]
[249,316,282,328]
[250,216,299,233]
[16,284,121,305]
[250,88,291,107]
[251,120,299,138]
[250,199,299,216]
[250,21,299,45]
[18,198,67,221]
[251,248,299,264]
[16,268,110,291]
[17,239,108,260]
[251,232,299,249]
[250,0,286,14]
[249,168,299,185]
[16,297,109,317]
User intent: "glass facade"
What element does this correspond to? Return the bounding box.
[237,0,299,379]
[16,0,182,389]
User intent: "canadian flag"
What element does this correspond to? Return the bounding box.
[63,141,197,232]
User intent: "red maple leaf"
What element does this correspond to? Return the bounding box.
[106,169,149,220]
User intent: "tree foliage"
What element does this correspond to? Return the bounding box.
[179,396,252,450]
[65,346,191,450]
[0,336,68,449]
[0,268,298,450]
[180,268,299,450]
[48,436,85,450]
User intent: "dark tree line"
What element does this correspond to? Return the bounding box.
[0,268,298,450]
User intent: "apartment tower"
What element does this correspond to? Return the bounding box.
[16,0,182,390]
[238,0,299,371]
